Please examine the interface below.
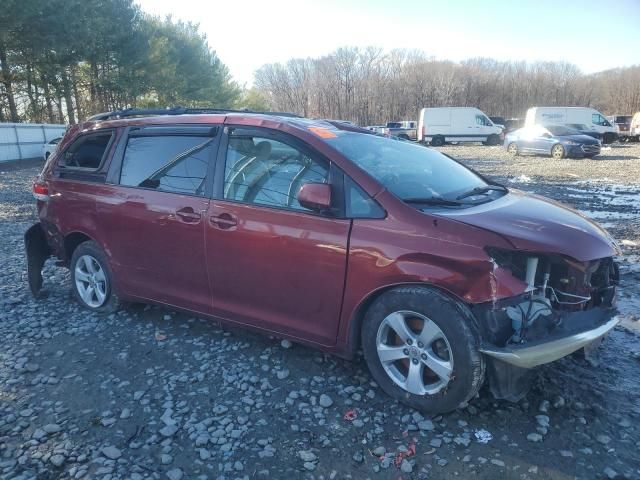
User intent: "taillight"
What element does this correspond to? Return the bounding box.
[33,181,49,201]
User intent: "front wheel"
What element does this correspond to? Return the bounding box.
[70,241,120,313]
[430,135,445,147]
[507,142,519,156]
[361,286,485,414]
[551,144,565,159]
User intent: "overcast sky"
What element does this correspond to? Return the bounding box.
[136,0,640,86]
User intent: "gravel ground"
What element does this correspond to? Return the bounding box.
[1,151,639,480]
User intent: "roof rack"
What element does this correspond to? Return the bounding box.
[87,107,301,122]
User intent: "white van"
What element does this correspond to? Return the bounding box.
[630,112,640,141]
[417,107,503,146]
[525,107,618,144]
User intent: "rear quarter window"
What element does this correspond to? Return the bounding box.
[59,131,114,170]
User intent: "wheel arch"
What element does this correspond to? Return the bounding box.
[345,281,475,358]
[64,231,94,262]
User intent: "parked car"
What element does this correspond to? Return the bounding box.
[417,107,503,146]
[503,118,523,133]
[366,125,387,135]
[565,123,602,141]
[505,124,601,159]
[385,121,417,141]
[631,112,640,141]
[525,107,618,144]
[607,115,633,141]
[41,137,62,160]
[489,116,506,129]
[26,108,619,414]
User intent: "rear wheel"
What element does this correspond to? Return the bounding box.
[361,286,485,413]
[551,144,565,159]
[430,135,445,147]
[70,241,120,313]
[507,142,519,156]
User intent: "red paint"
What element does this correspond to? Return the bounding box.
[34,113,619,359]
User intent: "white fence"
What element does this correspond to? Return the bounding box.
[0,123,67,163]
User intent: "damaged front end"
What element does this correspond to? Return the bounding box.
[473,248,619,401]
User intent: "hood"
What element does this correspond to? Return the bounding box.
[558,134,599,144]
[433,190,619,262]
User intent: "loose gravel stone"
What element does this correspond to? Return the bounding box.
[527,433,543,442]
[166,468,183,480]
[319,394,333,408]
[400,458,413,473]
[102,446,122,460]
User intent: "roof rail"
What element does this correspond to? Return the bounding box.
[87,107,302,122]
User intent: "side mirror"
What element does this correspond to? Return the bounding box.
[297,183,332,211]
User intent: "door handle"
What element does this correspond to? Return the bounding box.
[176,207,201,223]
[210,213,238,229]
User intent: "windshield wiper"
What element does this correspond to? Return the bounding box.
[403,197,464,206]
[456,184,507,200]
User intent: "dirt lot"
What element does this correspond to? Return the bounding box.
[1,144,639,480]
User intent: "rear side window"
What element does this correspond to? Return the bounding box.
[60,132,113,169]
[120,136,213,196]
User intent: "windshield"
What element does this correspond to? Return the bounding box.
[546,125,580,136]
[325,131,488,200]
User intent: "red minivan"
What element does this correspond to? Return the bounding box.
[26,108,620,413]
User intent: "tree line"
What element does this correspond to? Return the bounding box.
[254,47,640,125]
[0,0,241,124]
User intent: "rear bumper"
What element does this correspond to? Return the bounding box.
[480,310,618,368]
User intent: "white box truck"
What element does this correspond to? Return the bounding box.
[417,107,503,146]
[525,107,618,144]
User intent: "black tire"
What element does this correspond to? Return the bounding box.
[430,135,445,147]
[483,134,500,146]
[551,144,565,159]
[602,132,615,144]
[45,152,50,160]
[507,142,519,156]
[361,286,485,414]
[70,240,120,314]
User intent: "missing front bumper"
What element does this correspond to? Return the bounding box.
[479,315,619,368]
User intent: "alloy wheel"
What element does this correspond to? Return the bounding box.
[375,310,454,395]
[551,144,564,159]
[74,254,108,308]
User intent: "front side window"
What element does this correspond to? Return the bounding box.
[223,132,329,211]
[475,115,491,126]
[60,132,113,169]
[120,136,213,196]
[592,113,610,126]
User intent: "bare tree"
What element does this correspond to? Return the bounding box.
[254,47,640,124]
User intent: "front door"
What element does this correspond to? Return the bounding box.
[98,126,219,314]
[205,127,350,345]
